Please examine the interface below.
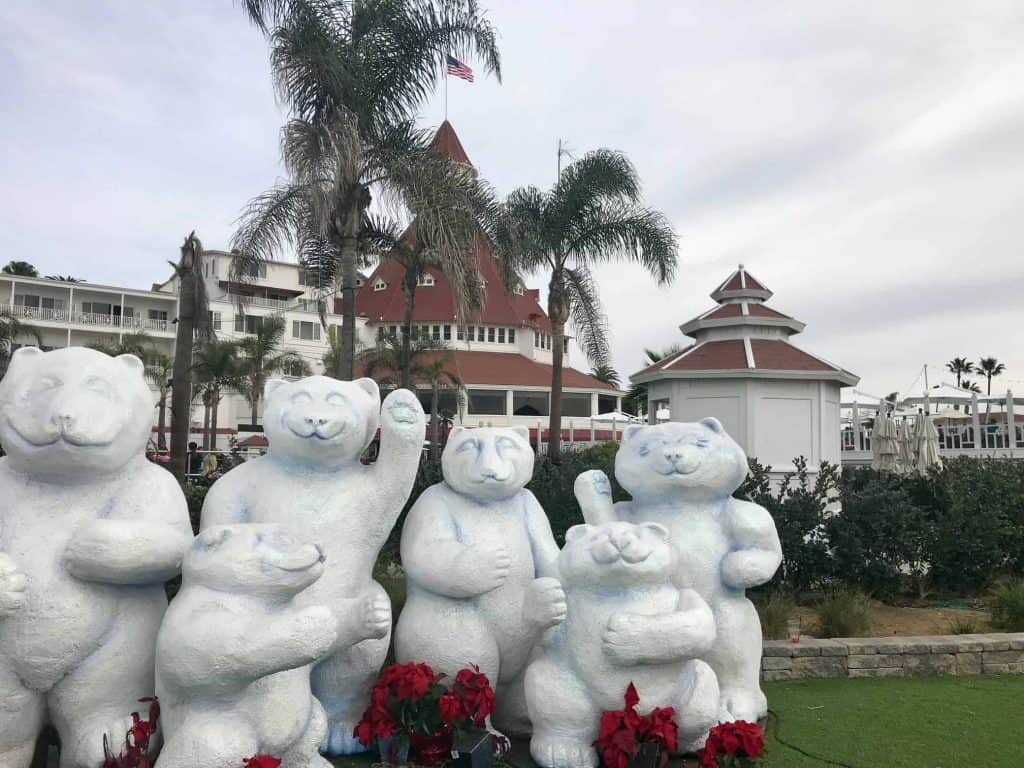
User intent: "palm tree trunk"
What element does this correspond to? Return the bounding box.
[431,384,440,461]
[170,274,195,482]
[987,375,992,395]
[156,393,168,451]
[251,382,260,428]
[336,200,362,380]
[401,267,418,390]
[549,320,566,462]
[210,388,219,451]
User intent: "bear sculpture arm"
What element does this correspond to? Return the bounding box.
[602,588,716,666]
[720,498,783,590]
[165,603,337,688]
[574,470,620,525]
[196,467,250,530]
[401,490,509,599]
[366,389,427,540]
[64,464,193,585]
[524,490,561,579]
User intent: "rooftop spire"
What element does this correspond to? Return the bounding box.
[710,264,772,303]
[429,120,473,166]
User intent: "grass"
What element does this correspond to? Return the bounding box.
[328,676,1024,768]
[813,590,871,638]
[990,577,1024,631]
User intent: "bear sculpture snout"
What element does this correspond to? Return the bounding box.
[591,528,650,565]
[663,443,701,475]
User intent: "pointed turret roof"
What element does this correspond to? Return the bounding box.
[710,264,772,302]
[429,120,472,165]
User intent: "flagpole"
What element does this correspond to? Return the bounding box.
[444,65,448,121]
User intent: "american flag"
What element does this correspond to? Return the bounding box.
[446,55,474,83]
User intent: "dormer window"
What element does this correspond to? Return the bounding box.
[513,284,524,296]
[356,277,365,287]
[417,274,436,287]
[373,279,387,291]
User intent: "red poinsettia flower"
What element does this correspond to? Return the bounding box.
[699,721,765,766]
[242,757,282,768]
[593,683,678,768]
[439,692,464,725]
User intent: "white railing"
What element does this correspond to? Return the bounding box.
[842,421,1024,461]
[0,303,172,333]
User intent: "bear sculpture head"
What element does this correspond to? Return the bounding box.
[558,521,675,589]
[186,524,325,598]
[614,418,748,503]
[0,346,155,479]
[262,375,380,469]
[442,426,534,501]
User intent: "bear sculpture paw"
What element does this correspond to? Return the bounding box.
[530,733,598,768]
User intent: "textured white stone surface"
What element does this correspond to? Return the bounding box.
[156,524,337,768]
[199,376,424,755]
[526,521,721,768]
[395,427,565,736]
[577,418,782,722]
[0,346,192,768]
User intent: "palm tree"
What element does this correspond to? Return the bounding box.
[416,354,464,460]
[88,331,155,358]
[946,357,974,388]
[962,380,983,394]
[169,232,214,481]
[497,150,678,460]
[232,0,501,380]
[0,309,41,379]
[44,275,84,283]
[192,339,242,451]
[590,363,620,389]
[976,357,1006,395]
[236,315,311,426]
[2,261,38,277]
[623,344,684,417]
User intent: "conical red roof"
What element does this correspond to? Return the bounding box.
[429,120,472,165]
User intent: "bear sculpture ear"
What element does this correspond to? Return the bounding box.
[195,526,232,551]
[6,346,43,376]
[699,417,725,434]
[115,353,145,376]
[564,524,592,543]
[623,424,645,442]
[510,426,530,443]
[641,522,670,541]
[354,377,380,404]
[264,378,288,402]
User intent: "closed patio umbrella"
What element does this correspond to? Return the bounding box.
[871,409,899,472]
[913,414,943,472]
[897,419,915,474]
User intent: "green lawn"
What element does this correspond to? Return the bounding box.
[331,675,1024,768]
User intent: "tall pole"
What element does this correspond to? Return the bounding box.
[444,67,449,121]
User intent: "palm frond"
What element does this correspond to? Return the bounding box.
[231,183,313,279]
[549,149,641,231]
[564,203,678,285]
[563,266,610,368]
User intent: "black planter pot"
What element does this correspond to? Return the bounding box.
[452,728,495,768]
[627,742,660,768]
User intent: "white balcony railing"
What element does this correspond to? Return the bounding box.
[0,303,172,333]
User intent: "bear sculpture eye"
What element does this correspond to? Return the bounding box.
[30,377,61,394]
[291,391,313,404]
[695,438,709,448]
[84,376,112,396]
[457,438,478,454]
[496,436,517,452]
[326,392,346,406]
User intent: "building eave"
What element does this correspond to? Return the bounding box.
[678,315,805,337]
[631,368,860,386]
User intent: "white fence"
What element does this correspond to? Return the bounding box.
[1,302,171,332]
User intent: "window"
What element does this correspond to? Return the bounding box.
[457,326,465,341]
[487,327,495,343]
[468,389,507,416]
[82,301,113,316]
[241,262,267,279]
[598,394,618,413]
[355,277,365,287]
[509,328,516,344]
[417,274,435,287]
[292,321,321,341]
[498,328,505,343]
[298,269,320,287]
[513,284,524,295]
[564,337,570,353]
[432,325,440,341]
[443,324,451,341]
[207,311,221,330]
[513,391,549,416]
[388,325,398,338]
[15,294,63,311]
[562,392,591,418]
[374,279,387,291]
[234,314,264,334]
[534,331,539,348]
[147,309,168,322]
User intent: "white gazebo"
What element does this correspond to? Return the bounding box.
[631,265,859,475]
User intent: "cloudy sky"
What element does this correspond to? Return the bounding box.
[2,1,1023,397]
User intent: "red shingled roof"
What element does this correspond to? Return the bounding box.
[704,304,743,319]
[748,340,836,371]
[430,120,472,165]
[663,341,749,371]
[747,304,790,319]
[356,349,616,391]
[637,339,843,376]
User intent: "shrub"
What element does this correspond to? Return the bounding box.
[990,577,1024,631]
[752,591,796,641]
[736,457,837,594]
[948,614,979,635]
[813,590,871,638]
[183,483,208,534]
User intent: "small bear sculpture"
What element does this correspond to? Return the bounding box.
[199,376,424,754]
[525,521,721,768]
[0,346,193,768]
[395,426,565,737]
[156,524,341,768]
[576,418,782,722]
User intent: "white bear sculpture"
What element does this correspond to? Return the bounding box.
[0,346,192,768]
[525,521,721,768]
[156,524,345,768]
[200,375,424,755]
[576,418,782,722]
[395,426,565,737]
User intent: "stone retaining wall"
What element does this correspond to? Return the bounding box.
[761,633,1024,680]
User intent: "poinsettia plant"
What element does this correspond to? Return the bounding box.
[593,683,678,768]
[355,662,499,763]
[698,720,764,768]
[102,697,160,768]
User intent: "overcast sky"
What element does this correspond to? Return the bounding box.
[2,1,1023,397]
